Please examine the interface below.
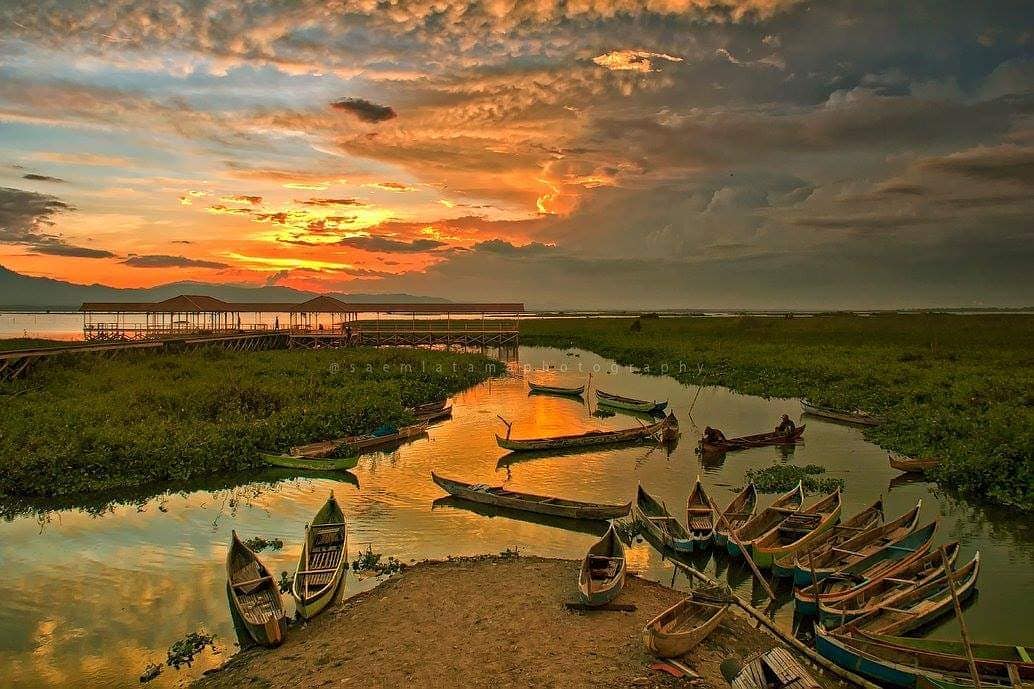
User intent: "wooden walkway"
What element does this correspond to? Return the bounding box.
[0,327,519,381]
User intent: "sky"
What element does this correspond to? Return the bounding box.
[0,0,1032,309]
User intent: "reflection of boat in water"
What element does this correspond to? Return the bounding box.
[254,467,360,490]
[431,496,609,537]
[888,472,930,491]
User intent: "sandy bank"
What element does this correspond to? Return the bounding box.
[196,555,836,689]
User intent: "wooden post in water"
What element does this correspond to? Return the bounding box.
[714,502,776,601]
[941,545,981,689]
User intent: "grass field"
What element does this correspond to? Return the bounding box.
[0,346,499,499]
[522,314,1033,511]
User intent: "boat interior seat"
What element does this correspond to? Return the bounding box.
[313,526,344,547]
[588,555,622,579]
[232,562,265,593]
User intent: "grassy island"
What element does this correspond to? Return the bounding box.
[523,314,1033,511]
[0,347,499,498]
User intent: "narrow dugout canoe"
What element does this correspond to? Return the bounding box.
[643,587,730,658]
[528,380,586,396]
[699,425,806,453]
[226,530,286,647]
[595,388,667,413]
[260,452,360,471]
[818,542,960,628]
[714,482,758,547]
[841,553,980,637]
[888,454,942,473]
[496,412,676,452]
[291,492,348,620]
[412,404,453,423]
[802,399,880,426]
[732,647,821,689]
[727,481,804,557]
[773,498,883,579]
[794,519,937,616]
[634,484,693,553]
[791,499,923,587]
[290,422,428,459]
[578,522,626,606]
[685,477,717,550]
[430,472,630,520]
[750,488,843,569]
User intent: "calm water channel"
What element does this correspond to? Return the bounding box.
[0,345,1030,687]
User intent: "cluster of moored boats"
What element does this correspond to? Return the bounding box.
[226,492,347,647]
[226,382,1018,689]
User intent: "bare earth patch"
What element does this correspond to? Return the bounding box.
[196,556,836,689]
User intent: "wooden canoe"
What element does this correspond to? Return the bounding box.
[578,522,626,606]
[528,380,586,396]
[496,412,676,452]
[290,422,428,459]
[430,472,630,520]
[643,588,730,658]
[794,519,937,616]
[595,389,667,413]
[727,481,804,557]
[773,498,883,578]
[291,492,347,620]
[699,424,806,453]
[815,623,1032,689]
[634,484,694,553]
[732,647,821,689]
[685,477,717,549]
[842,553,980,637]
[226,530,286,647]
[260,452,360,472]
[888,454,942,473]
[750,489,843,569]
[791,499,924,587]
[818,542,960,628]
[802,400,880,426]
[412,404,453,423]
[411,398,447,414]
[714,482,758,547]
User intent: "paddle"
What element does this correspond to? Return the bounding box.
[941,545,982,689]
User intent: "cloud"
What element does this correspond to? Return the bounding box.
[337,236,446,253]
[917,144,1034,185]
[122,254,230,269]
[23,173,66,183]
[592,50,683,73]
[0,186,114,258]
[220,194,263,205]
[330,97,397,123]
[300,198,366,207]
[366,181,417,192]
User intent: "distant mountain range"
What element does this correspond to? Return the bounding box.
[0,265,450,310]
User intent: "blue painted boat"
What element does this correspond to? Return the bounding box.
[795,519,936,616]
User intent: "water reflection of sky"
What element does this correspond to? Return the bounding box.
[0,346,1030,688]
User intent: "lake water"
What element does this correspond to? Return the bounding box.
[0,345,1030,688]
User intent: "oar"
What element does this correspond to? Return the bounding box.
[713,499,776,600]
[941,545,981,689]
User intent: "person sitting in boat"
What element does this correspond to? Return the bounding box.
[775,414,796,436]
[702,426,727,443]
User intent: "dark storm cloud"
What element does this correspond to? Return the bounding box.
[122,254,229,269]
[23,173,66,183]
[330,98,397,123]
[300,198,366,207]
[917,145,1034,185]
[337,236,445,253]
[0,186,114,258]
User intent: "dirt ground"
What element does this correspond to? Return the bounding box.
[196,556,831,689]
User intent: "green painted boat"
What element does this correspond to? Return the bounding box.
[727,481,804,557]
[260,452,360,471]
[749,488,842,569]
[292,492,348,620]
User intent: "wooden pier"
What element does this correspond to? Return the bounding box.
[0,295,523,381]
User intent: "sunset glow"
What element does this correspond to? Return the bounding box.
[1,1,1031,308]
